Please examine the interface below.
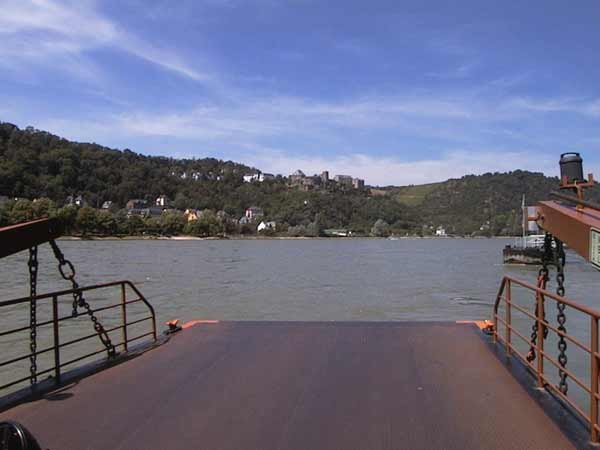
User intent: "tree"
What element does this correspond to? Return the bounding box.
[32,198,57,218]
[96,210,118,235]
[287,224,308,237]
[55,206,78,234]
[184,210,223,236]
[76,206,98,235]
[306,221,320,237]
[371,219,390,237]
[0,204,8,227]
[173,193,190,211]
[126,215,145,235]
[159,211,186,235]
[8,199,35,224]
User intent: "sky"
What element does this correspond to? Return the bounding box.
[1,0,600,186]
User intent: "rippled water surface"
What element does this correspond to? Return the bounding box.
[2,238,600,410]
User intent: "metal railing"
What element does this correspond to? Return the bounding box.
[494,275,600,442]
[0,280,157,392]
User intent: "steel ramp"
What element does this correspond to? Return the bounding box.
[0,322,580,450]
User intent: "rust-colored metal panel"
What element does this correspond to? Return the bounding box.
[0,322,578,450]
[536,201,600,262]
[0,218,62,259]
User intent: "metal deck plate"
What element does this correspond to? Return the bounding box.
[0,322,579,450]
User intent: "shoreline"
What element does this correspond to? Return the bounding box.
[58,235,515,241]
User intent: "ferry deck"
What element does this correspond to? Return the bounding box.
[0,321,585,450]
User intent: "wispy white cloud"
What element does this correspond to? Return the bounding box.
[0,0,207,82]
[108,94,476,141]
[34,88,600,161]
[67,91,600,149]
[502,97,600,117]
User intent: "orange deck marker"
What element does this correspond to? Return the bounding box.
[182,320,220,329]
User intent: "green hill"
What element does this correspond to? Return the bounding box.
[0,123,412,235]
[2,122,597,237]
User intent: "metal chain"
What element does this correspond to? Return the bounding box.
[554,237,569,395]
[527,233,552,362]
[48,240,116,357]
[28,246,38,385]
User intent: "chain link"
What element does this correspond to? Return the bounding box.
[28,246,38,385]
[554,238,569,395]
[48,240,116,358]
[527,233,552,363]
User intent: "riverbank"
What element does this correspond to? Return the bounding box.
[58,234,514,241]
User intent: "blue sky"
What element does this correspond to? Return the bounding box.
[1,0,600,185]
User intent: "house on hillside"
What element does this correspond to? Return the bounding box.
[243,172,275,183]
[65,195,86,207]
[126,199,147,210]
[141,207,164,218]
[101,201,113,210]
[184,209,200,222]
[155,195,170,208]
[126,199,148,217]
[435,226,447,237]
[257,221,276,232]
[245,206,264,220]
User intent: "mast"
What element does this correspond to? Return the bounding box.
[522,194,526,247]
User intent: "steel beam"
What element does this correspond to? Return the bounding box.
[0,218,62,259]
[536,201,600,265]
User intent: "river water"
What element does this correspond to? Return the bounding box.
[1,238,600,413]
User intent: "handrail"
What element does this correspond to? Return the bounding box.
[495,276,600,319]
[0,280,149,307]
[0,280,157,393]
[493,275,600,443]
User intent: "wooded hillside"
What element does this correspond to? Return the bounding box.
[2,122,594,236]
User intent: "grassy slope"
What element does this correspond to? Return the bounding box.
[375,183,443,206]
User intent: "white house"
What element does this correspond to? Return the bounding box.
[257,221,276,232]
[435,226,447,237]
[155,195,170,207]
[243,173,275,183]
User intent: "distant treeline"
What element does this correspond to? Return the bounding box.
[0,198,235,237]
[0,197,407,237]
[3,122,597,236]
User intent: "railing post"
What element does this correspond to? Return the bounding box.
[506,280,511,355]
[493,298,498,344]
[121,283,128,352]
[591,317,599,443]
[52,295,61,384]
[536,289,545,388]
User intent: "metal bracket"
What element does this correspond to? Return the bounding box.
[0,218,62,259]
